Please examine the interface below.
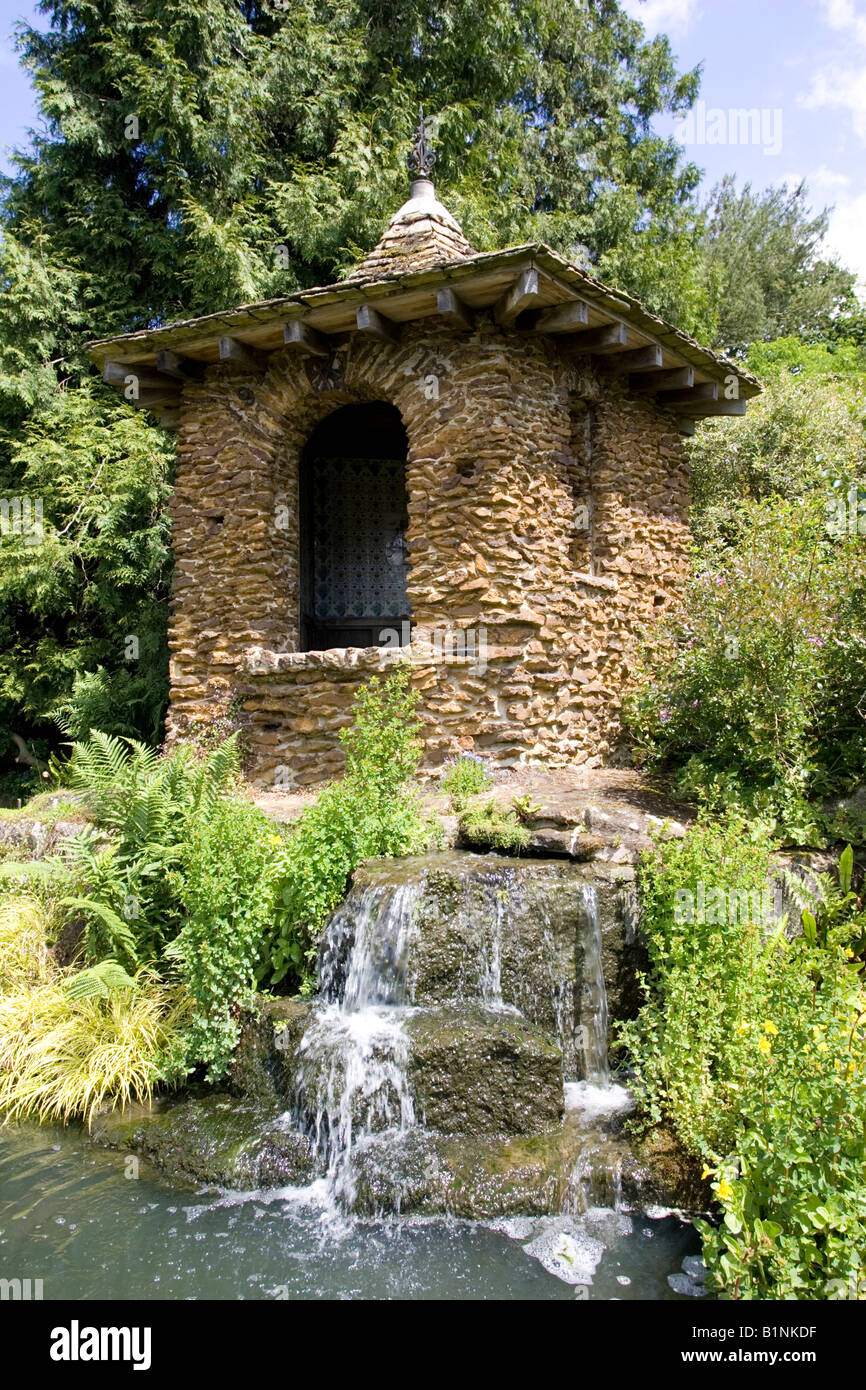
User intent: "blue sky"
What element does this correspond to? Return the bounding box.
[1,0,864,289]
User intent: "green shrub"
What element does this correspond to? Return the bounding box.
[266,665,430,989]
[440,753,493,811]
[624,494,866,837]
[61,731,242,964]
[619,815,780,1157]
[174,796,278,1081]
[620,818,866,1299]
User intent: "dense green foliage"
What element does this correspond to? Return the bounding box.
[6,0,705,328]
[267,666,430,987]
[626,341,866,838]
[0,376,173,762]
[620,820,866,1299]
[175,796,278,1080]
[626,496,866,837]
[698,180,861,357]
[0,669,437,1104]
[61,731,243,966]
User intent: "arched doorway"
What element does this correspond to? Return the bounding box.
[299,402,411,651]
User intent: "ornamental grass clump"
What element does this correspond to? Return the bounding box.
[0,896,188,1127]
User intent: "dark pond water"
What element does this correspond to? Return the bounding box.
[0,1123,702,1301]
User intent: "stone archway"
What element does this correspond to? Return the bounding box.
[298,401,410,652]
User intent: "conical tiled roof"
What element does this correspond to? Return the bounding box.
[346,177,475,281]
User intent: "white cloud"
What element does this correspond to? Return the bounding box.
[819,0,866,46]
[809,164,853,189]
[800,66,866,141]
[824,191,866,292]
[621,0,701,37]
[799,0,866,142]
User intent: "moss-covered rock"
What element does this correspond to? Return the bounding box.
[405,1005,563,1136]
[228,995,311,1104]
[90,1089,315,1189]
[348,1110,707,1219]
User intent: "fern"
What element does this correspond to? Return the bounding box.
[59,896,139,967]
[779,863,828,919]
[64,960,136,999]
[52,732,243,970]
[0,858,71,888]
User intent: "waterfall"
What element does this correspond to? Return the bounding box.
[478,889,505,1009]
[561,885,635,1214]
[578,884,610,1086]
[294,882,422,1206]
[287,855,631,1220]
[319,882,420,1009]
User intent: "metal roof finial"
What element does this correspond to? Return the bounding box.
[407,105,436,181]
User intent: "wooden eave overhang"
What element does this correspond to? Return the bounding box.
[87,242,761,433]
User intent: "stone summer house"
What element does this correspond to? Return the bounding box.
[89,122,759,787]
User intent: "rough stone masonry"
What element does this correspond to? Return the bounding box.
[166,319,693,786]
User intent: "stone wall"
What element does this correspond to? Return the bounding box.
[165,313,691,786]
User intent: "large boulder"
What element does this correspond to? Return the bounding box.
[405,1005,563,1136]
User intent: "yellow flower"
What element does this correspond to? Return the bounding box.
[762,1021,778,1036]
[701,1164,714,1180]
[757,1034,772,1057]
[736,1021,751,1034]
[717,1178,734,1201]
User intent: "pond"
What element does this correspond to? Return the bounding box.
[0,1123,702,1301]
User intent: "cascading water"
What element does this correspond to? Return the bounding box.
[578,884,610,1086]
[294,882,422,1205]
[558,884,636,1218]
[3,852,702,1301]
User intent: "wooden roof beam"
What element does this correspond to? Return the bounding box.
[103,359,179,393]
[571,322,628,354]
[525,299,589,334]
[218,336,268,370]
[436,287,474,331]
[127,387,184,410]
[355,304,400,343]
[657,381,718,407]
[601,344,663,376]
[156,350,206,380]
[283,320,331,357]
[493,265,541,326]
[630,365,694,393]
[675,397,747,419]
